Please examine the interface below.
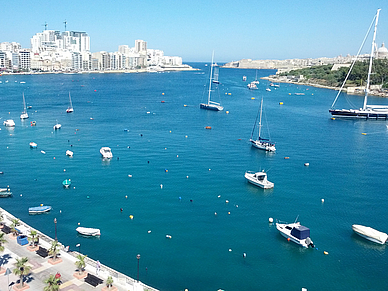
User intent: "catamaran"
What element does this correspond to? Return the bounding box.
[329,9,388,118]
[66,92,74,113]
[20,92,29,119]
[250,97,276,152]
[200,52,223,111]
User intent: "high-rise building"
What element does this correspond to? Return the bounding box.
[135,40,147,53]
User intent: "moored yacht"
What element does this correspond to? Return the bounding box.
[244,170,274,189]
[100,147,113,159]
[3,119,15,127]
[276,220,315,248]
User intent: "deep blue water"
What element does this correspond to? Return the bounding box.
[1,64,388,291]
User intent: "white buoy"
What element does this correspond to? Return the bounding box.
[225,200,229,203]
[128,174,132,177]
[160,184,163,189]
[148,230,151,233]
[321,198,325,203]
[269,217,274,223]
[304,163,310,166]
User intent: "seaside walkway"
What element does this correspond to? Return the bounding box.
[0,207,158,291]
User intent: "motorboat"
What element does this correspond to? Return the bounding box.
[247,82,258,90]
[276,220,315,248]
[0,187,12,197]
[244,170,274,189]
[29,205,52,214]
[352,224,388,244]
[62,179,71,188]
[100,147,113,159]
[29,142,37,148]
[3,119,15,127]
[66,150,73,157]
[76,227,101,236]
[53,121,61,130]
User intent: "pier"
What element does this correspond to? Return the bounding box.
[0,207,158,291]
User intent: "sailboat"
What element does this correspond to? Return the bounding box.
[329,9,388,118]
[20,92,29,119]
[200,52,224,111]
[250,97,276,152]
[66,92,74,113]
[252,70,260,85]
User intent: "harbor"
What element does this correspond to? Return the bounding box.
[1,65,388,290]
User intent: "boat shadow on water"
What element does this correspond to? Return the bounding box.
[351,233,387,251]
[76,233,101,240]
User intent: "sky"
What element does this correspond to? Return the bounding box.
[1,0,388,62]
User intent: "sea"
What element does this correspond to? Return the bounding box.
[1,64,388,291]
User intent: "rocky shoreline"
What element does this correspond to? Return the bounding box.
[261,76,388,98]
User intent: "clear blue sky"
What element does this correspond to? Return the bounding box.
[1,0,388,62]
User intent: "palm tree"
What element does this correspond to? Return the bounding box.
[10,219,20,236]
[28,230,38,246]
[75,254,87,275]
[0,232,7,252]
[106,276,114,289]
[44,274,60,291]
[48,240,60,261]
[13,257,31,287]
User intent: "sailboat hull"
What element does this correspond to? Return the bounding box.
[250,139,276,152]
[200,103,223,111]
[329,109,388,119]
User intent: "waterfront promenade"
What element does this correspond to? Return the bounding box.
[0,207,158,291]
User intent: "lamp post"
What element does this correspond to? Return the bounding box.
[54,218,57,241]
[4,268,11,291]
[136,254,140,282]
[76,243,81,253]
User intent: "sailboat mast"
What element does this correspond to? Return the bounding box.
[69,92,72,108]
[22,92,26,112]
[208,51,214,103]
[258,97,263,139]
[363,8,380,110]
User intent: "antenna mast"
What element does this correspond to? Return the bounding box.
[64,20,67,31]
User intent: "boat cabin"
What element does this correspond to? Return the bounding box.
[291,225,310,240]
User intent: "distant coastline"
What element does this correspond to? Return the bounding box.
[0,64,199,76]
[261,75,388,98]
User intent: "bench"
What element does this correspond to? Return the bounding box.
[36,246,49,258]
[84,273,103,287]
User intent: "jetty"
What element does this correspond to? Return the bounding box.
[0,207,158,291]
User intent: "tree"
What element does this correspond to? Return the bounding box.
[28,230,38,246]
[106,276,114,289]
[75,254,87,275]
[44,274,60,291]
[0,232,7,252]
[13,257,31,287]
[48,240,60,261]
[10,219,20,236]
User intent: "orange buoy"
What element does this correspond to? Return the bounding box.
[205,126,211,129]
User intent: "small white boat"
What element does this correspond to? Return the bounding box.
[53,120,61,130]
[76,227,101,236]
[352,224,388,244]
[276,220,315,248]
[100,147,113,159]
[66,150,73,157]
[243,76,247,81]
[247,82,258,90]
[244,170,274,189]
[29,142,37,148]
[3,119,15,127]
[0,187,12,197]
[266,88,271,92]
[29,205,52,214]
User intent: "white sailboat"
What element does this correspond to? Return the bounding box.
[200,52,223,111]
[53,120,61,130]
[252,70,259,85]
[330,9,388,118]
[250,97,276,152]
[66,92,74,113]
[20,92,29,119]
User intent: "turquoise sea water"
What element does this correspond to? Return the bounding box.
[1,64,388,291]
